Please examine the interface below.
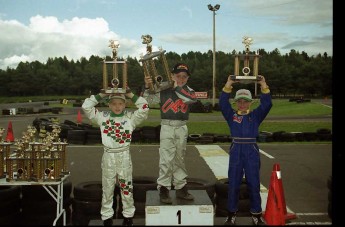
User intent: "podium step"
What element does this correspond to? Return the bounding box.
[145,190,213,225]
[88,190,256,225]
[88,217,255,226]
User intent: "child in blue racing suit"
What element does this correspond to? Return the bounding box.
[219,75,272,226]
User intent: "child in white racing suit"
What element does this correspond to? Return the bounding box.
[82,89,149,226]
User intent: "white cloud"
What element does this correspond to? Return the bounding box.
[0,0,333,70]
[0,54,31,69]
[0,15,143,70]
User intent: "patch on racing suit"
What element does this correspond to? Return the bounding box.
[233,114,243,123]
[161,98,188,113]
[119,178,133,195]
[102,111,111,117]
[102,119,132,143]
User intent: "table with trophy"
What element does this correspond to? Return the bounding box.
[0,125,70,226]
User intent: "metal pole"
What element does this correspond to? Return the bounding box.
[212,10,216,108]
[208,4,219,108]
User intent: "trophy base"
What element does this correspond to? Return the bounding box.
[101,88,127,94]
[149,81,173,93]
[230,75,261,84]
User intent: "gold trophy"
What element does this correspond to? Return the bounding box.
[139,34,173,93]
[230,36,262,84]
[101,40,127,94]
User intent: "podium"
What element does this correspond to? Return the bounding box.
[145,190,214,225]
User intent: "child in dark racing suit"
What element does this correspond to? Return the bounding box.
[219,75,272,226]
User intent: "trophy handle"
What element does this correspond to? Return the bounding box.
[142,61,154,91]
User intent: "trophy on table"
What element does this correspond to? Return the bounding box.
[139,34,173,93]
[100,40,127,94]
[230,36,262,84]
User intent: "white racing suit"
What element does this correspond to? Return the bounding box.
[143,85,196,190]
[82,94,149,220]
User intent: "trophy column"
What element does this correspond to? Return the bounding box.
[101,40,127,94]
[230,36,262,84]
[139,34,172,93]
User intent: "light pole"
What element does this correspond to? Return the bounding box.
[208,4,220,108]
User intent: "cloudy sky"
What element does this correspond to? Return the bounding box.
[0,0,333,70]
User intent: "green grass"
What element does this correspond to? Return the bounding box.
[137,99,332,134]
[2,97,332,135]
[260,99,332,117]
[0,95,86,104]
[138,121,331,135]
[143,99,332,117]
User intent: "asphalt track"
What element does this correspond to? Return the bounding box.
[67,143,332,225]
[0,100,333,225]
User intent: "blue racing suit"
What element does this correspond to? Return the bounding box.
[219,89,272,214]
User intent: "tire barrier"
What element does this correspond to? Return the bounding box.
[189,100,214,113]
[303,132,318,141]
[72,181,119,225]
[31,118,332,144]
[51,107,63,114]
[17,107,34,114]
[214,134,231,143]
[188,134,201,142]
[280,132,296,142]
[2,109,11,115]
[203,102,213,113]
[58,123,73,141]
[272,131,285,141]
[198,133,215,144]
[293,132,305,141]
[132,176,158,218]
[258,129,331,142]
[67,130,87,144]
[214,178,251,217]
[317,128,332,141]
[296,99,311,103]
[0,185,21,225]
[85,128,102,144]
[20,181,73,225]
[155,125,161,141]
[72,181,102,226]
[141,126,159,143]
[257,131,273,142]
[184,177,216,205]
[132,127,143,143]
[189,100,206,113]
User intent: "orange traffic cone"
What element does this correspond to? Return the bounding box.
[5,121,14,142]
[263,163,285,225]
[274,164,297,220]
[77,109,82,124]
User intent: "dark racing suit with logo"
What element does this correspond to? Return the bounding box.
[143,85,196,190]
[219,90,272,214]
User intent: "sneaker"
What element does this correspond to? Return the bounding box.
[251,214,266,226]
[224,212,236,225]
[103,218,113,226]
[159,186,172,204]
[122,217,133,226]
[176,186,194,200]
